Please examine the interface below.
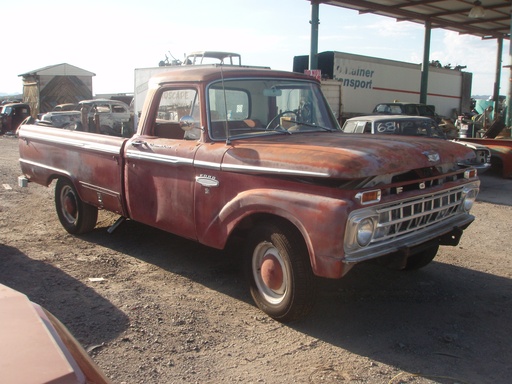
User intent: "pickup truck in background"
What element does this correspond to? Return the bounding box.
[0,102,31,135]
[18,65,480,321]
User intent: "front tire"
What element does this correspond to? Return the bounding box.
[245,222,317,322]
[55,178,98,234]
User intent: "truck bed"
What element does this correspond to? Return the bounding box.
[18,124,128,215]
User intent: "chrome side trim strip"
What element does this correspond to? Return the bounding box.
[78,181,120,197]
[125,151,193,166]
[21,131,122,155]
[126,153,328,177]
[193,160,221,171]
[221,163,329,177]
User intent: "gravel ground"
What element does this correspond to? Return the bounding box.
[1,134,511,383]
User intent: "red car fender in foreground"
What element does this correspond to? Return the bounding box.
[0,284,111,384]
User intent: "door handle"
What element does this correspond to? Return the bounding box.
[131,140,146,147]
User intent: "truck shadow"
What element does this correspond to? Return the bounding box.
[84,218,251,301]
[296,261,511,382]
[82,219,511,382]
[0,243,130,347]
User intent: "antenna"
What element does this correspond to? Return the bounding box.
[219,65,231,145]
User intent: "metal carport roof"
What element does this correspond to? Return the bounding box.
[307,1,511,125]
[318,0,510,40]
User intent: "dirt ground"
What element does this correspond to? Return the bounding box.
[1,134,511,384]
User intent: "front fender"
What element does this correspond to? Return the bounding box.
[197,188,353,277]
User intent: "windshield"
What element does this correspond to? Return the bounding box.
[207,78,340,140]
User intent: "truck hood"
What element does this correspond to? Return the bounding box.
[222,132,475,179]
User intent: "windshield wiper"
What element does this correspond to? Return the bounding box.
[286,120,335,132]
[274,125,292,134]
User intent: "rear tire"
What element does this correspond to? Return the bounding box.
[245,222,317,322]
[403,244,439,270]
[55,178,98,234]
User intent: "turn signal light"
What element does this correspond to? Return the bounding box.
[356,189,381,205]
[464,169,477,179]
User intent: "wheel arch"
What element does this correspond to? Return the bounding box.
[54,177,98,234]
[20,159,75,188]
[198,190,347,275]
[49,174,88,204]
[232,213,308,251]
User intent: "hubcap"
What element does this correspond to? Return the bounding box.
[64,192,77,217]
[261,254,284,291]
[253,242,288,305]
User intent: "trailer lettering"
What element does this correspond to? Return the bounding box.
[333,65,376,90]
[344,67,375,78]
[339,78,373,90]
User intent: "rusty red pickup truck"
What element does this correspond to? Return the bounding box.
[18,65,480,321]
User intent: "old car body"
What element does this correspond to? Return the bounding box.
[53,103,77,111]
[457,137,512,178]
[39,99,131,135]
[0,284,110,384]
[0,103,31,134]
[39,110,82,128]
[341,115,491,172]
[18,65,479,321]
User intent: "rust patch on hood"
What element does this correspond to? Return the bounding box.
[222,133,474,179]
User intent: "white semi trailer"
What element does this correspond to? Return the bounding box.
[294,51,472,121]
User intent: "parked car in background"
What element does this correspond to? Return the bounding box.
[53,103,77,111]
[0,103,31,134]
[39,99,131,136]
[0,284,110,384]
[373,102,441,122]
[341,115,491,172]
[39,110,82,128]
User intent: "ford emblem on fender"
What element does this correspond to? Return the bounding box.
[196,175,220,187]
[423,151,440,162]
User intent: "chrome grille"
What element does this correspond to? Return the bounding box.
[374,187,463,243]
[343,182,479,262]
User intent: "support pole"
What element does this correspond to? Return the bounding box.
[493,37,503,121]
[310,1,320,70]
[420,21,432,104]
[506,16,512,130]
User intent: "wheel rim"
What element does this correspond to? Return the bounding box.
[252,242,289,305]
[60,185,78,225]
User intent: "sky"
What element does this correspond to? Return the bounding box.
[1,0,509,97]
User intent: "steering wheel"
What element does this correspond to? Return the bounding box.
[266,110,298,130]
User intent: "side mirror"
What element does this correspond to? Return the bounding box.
[179,115,195,131]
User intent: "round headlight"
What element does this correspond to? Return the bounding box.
[463,188,478,211]
[356,217,375,247]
